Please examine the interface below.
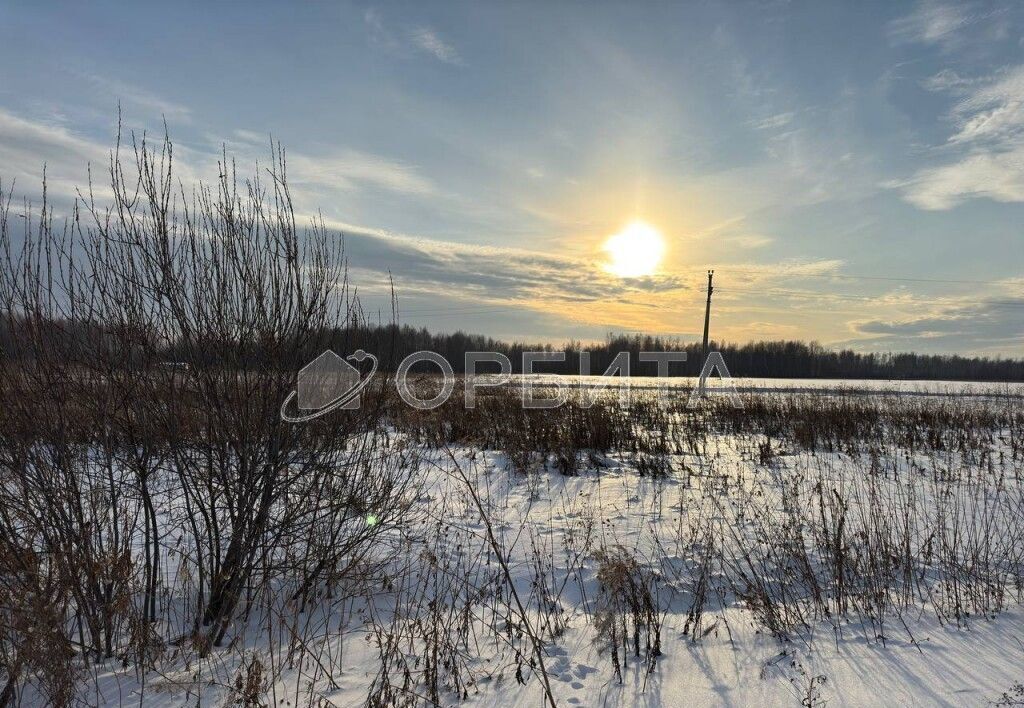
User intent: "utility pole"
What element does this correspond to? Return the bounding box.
[701,269,714,361]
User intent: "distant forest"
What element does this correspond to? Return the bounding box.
[4,319,1023,382]
[323,325,1024,382]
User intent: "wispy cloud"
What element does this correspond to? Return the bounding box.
[695,216,777,251]
[888,1,976,47]
[363,7,393,48]
[0,107,109,199]
[750,112,795,131]
[227,130,435,196]
[233,128,268,144]
[948,65,1024,145]
[896,149,1024,210]
[921,68,981,93]
[409,27,461,65]
[76,72,193,123]
[362,9,461,65]
[895,64,1024,210]
[288,149,436,196]
[850,295,1024,353]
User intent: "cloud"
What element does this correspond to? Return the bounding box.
[843,277,1024,353]
[0,108,608,324]
[300,215,857,339]
[362,10,460,64]
[76,72,193,123]
[233,128,268,144]
[724,233,774,249]
[888,1,976,46]
[0,107,858,345]
[294,219,712,337]
[0,107,109,200]
[409,27,461,64]
[695,216,778,251]
[287,149,436,196]
[850,296,1024,353]
[895,64,1024,209]
[223,129,436,197]
[0,106,436,244]
[711,259,846,289]
[922,68,980,93]
[894,149,1024,209]
[948,65,1024,145]
[323,220,691,305]
[363,7,392,48]
[751,112,795,131]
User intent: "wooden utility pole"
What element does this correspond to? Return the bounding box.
[701,269,714,360]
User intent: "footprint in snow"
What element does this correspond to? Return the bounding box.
[574,664,597,678]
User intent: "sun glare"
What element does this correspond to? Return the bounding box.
[603,221,666,278]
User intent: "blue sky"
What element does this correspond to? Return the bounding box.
[1,0,1022,354]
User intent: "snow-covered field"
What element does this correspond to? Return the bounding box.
[518,373,1024,397]
[18,382,1024,707]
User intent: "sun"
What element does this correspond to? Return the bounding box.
[603,221,666,278]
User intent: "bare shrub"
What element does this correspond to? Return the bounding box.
[592,545,663,683]
[0,125,415,702]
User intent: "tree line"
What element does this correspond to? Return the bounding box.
[7,319,1022,382]
[302,326,1024,382]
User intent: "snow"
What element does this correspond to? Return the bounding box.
[26,381,1024,707]
[516,373,1024,397]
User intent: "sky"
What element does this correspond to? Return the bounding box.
[0,0,1022,355]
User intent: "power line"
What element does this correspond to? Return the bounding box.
[716,266,1007,286]
[714,285,1024,309]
